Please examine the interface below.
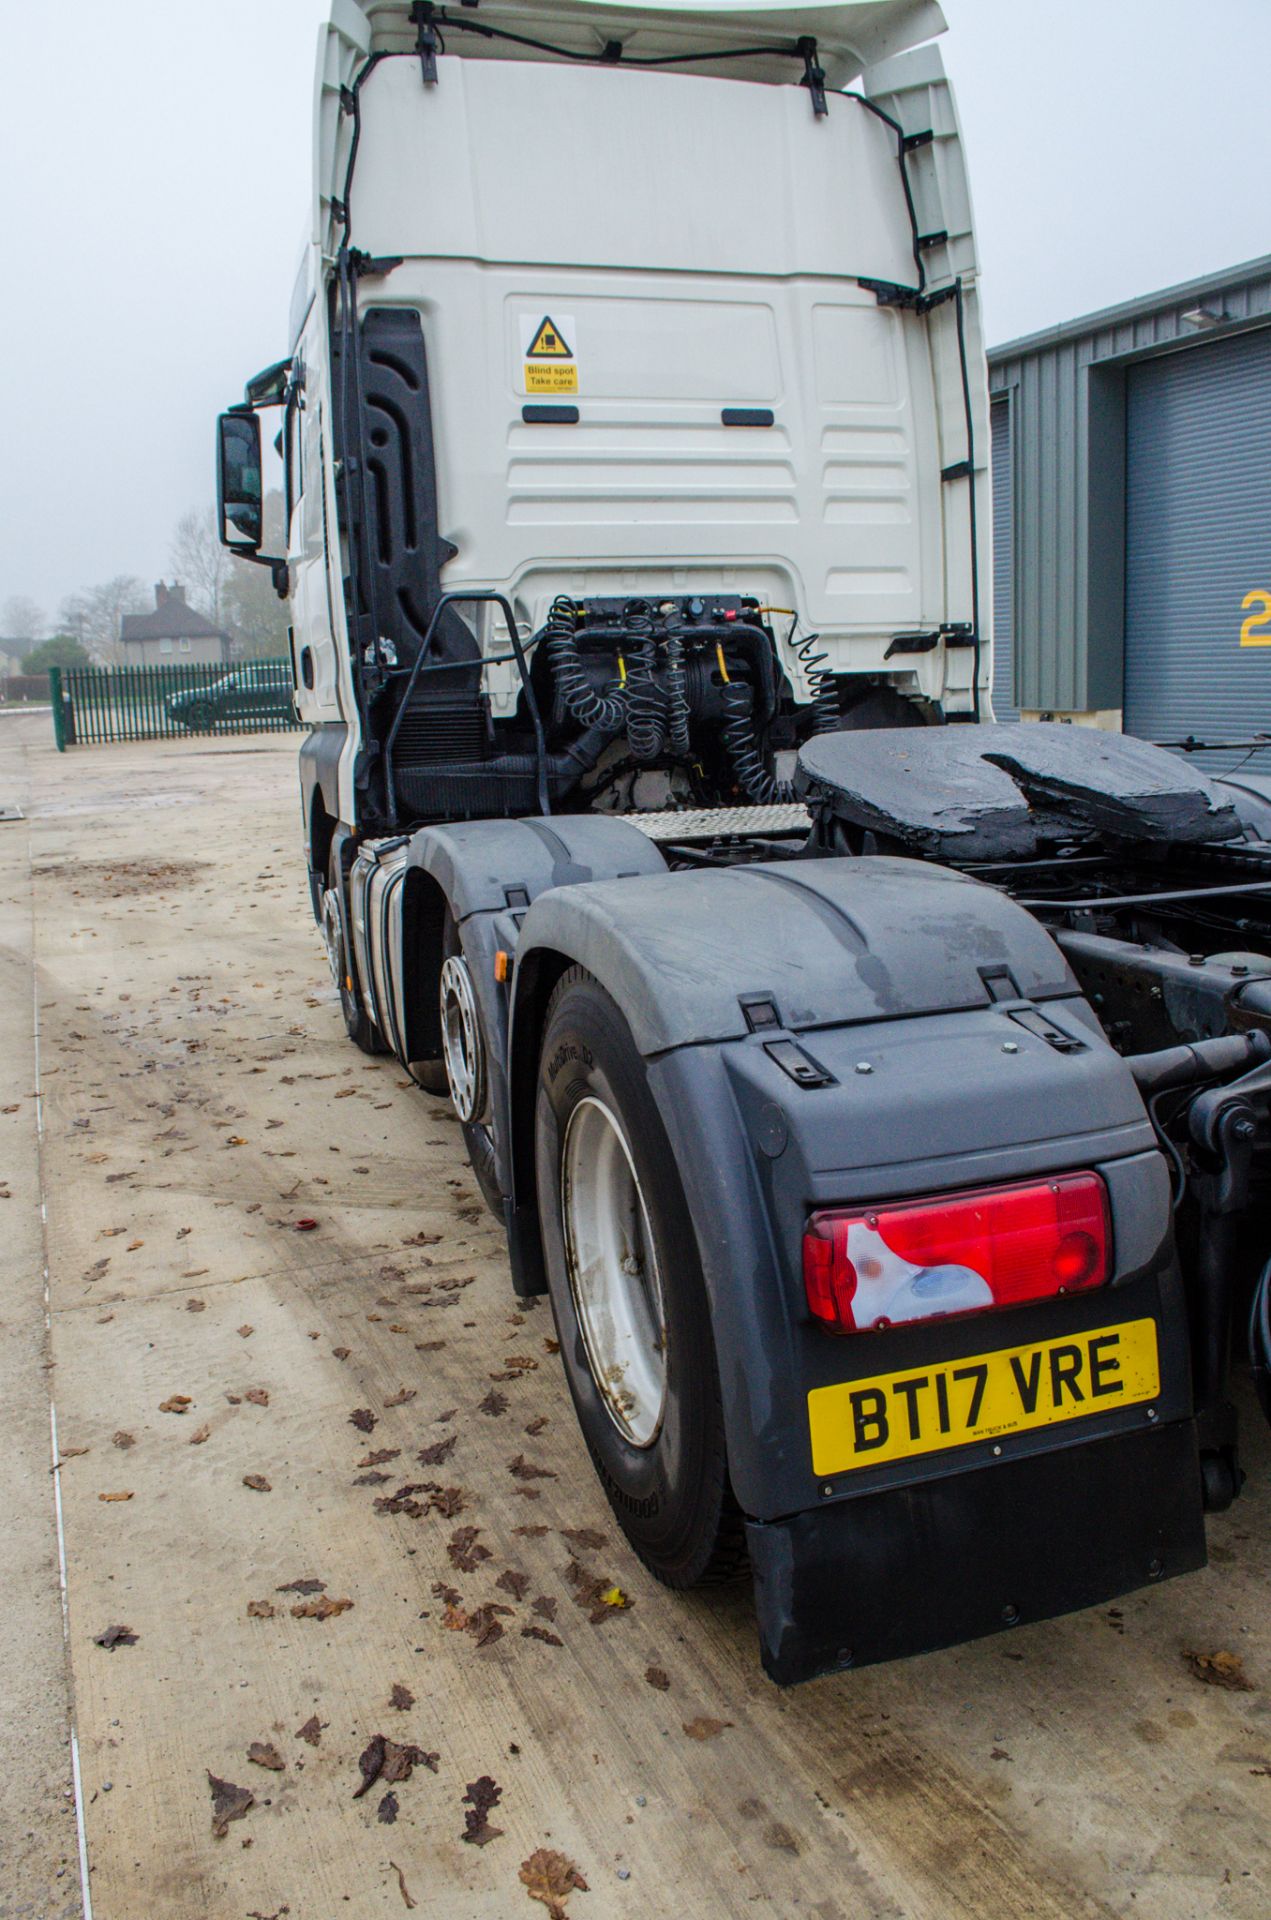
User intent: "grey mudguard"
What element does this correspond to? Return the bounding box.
[514,855,1077,1053]
[511,854,1182,1523]
[405,814,667,1202]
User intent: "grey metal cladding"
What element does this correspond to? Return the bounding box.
[990,396,1018,720]
[1123,325,1271,762]
[988,253,1271,715]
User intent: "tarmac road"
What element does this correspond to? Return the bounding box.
[3,712,1271,1920]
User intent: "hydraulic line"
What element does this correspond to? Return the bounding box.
[664,630,692,756]
[720,679,794,805]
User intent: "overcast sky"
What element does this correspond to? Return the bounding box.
[3,0,1270,625]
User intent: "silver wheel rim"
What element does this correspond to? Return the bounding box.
[321,889,346,992]
[440,954,485,1122]
[561,1095,667,1447]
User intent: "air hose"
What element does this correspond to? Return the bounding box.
[664,630,691,756]
[1249,1253,1271,1426]
[791,627,838,734]
[625,602,667,762]
[720,678,795,805]
[544,594,626,731]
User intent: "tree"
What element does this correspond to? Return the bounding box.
[58,576,148,664]
[169,507,229,625]
[3,595,45,643]
[22,635,90,673]
[224,553,290,658]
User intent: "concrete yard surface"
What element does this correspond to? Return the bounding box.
[3,713,1271,1920]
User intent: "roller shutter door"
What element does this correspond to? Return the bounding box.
[1124,328,1271,762]
[989,396,1018,721]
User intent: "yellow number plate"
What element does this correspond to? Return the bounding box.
[808,1318,1160,1477]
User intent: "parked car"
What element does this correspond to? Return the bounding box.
[166,662,294,731]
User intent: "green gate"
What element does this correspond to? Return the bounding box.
[50,659,300,749]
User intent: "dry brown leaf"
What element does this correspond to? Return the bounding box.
[559,1528,606,1553]
[58,1445,90,1458]
[514,1524,550,1540]
[359,1448,400,1467]
[208,1772,254,1839]
[508,1455,556,1481]
[384,1387,417,1407]
[98,1490,133,1502]
[242,1474,272,1493]
[645,1666,670,1691]
[682,1716,733,1742]
[520,1846,590,1918]
[417,1435,457,1466]
[478,1388,508,1417]
[448,1526,491,1574]
[496,1569,531,1602]
[521,1625,564,1648]
[246,1600,276,1619]
[186,1298,205,1312]
[111,1431,135,1450]
[461,1775,504,1847]
[247,1741,285,1772]
[237,1325,254,1338]
[189,1424,211,1445]
[92,1624,138,1650]
[1183,1648,1255,1691]
[378,1789,399,1824]
[159,1395,192,1414]
[389,1683,415,1711]
[296,1715,326,1746]
[349,1408,377,1433]
[290,1595,353,1620]
[332,1346,351,1360]
[276,1577,325,1595]
[244,1387,270,1408]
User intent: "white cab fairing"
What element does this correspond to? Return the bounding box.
[292,0,991,825]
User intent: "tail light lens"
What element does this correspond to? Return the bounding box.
[803,1173,1111,1334]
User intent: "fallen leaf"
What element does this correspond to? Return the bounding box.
[560,1529,606,1553]
[645,1666,670,1692]
[531,1596,558,1622]
[520,1846,590,1918]
[276,1577,325,1595]
[384,1387,417,1407]
[238,1325,254,1338]
[497,1569,530,1602]
[448,1526,491,1574]
[682,1716,733,1742]
[354,1470,391,1487]
[226,1136,247,1147]
[126,1240,144,1251]
[332,1346,351,1360]
[389,1861,417,1910]
[98,1491,133,1502]
[521,1626,563,1648]
[514,1525,550,1540]
[111,1431,135,1450]
[296,1715,326,1747]
[246,1600,276,1619]
[1183,1649,1255,1691]
[566,1561,633,1625]
[248,1742,285,1772]
[508,1455,556,1481]
[159,1395,193,1415]
[359,1449,401,1467]
[349,1408,377,1434]
[244,1387,270,1408]
[478,1389,508,1417]
[378,1790,399,1824]
[208,1772,254,1838]
[242,1474,272,1493]
[417,1436,457,1467]
[544,1338,560,1355]
[524,1416,549,1436]
[186,1298,206,1313]
[461,1775,504,1847]
[353,1735,437,1799]
[290,1595,354,1620]
[189,1424,211,1445]
[92,1624,138,1650]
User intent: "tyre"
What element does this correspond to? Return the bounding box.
[440,911,503,1215]
[534,966,744,1587]
[323,848,387,1056]
[186,700,215,733]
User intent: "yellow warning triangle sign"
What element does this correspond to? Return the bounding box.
[526,315,573,359]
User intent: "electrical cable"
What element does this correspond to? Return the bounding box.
[1248,1253,1271,1425]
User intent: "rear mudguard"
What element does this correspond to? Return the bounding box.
[507,853,1205,1680]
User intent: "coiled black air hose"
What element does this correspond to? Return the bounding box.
[664,630,691,757]
[720,678,794,805]
[544,594,626,732]
[625,602,666,763]
[791,627,837,734]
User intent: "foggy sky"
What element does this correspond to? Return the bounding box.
[4,0,1270,622]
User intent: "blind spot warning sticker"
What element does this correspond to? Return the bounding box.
[521,312,578,394]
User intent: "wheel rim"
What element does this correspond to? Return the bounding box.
[561,1095,668,1447]
[440,954,485,1122]
[321,889,347,993]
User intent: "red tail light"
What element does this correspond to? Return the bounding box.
[802,1173,1111,1334]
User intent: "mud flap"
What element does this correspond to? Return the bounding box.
[746,1419,1206,1685]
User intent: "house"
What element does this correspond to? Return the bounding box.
[120,583,231,666]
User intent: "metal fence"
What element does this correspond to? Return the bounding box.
[50,660,300,749]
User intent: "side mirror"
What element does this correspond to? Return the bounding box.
[217,411,263,550]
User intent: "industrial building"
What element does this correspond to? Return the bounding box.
[988,255,1271,766]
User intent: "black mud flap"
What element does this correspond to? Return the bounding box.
[747,1420,1206,1685]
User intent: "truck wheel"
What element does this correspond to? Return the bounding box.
[324,849,387,1056]
[441,911,502,1215]
[534,966,744,1588]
